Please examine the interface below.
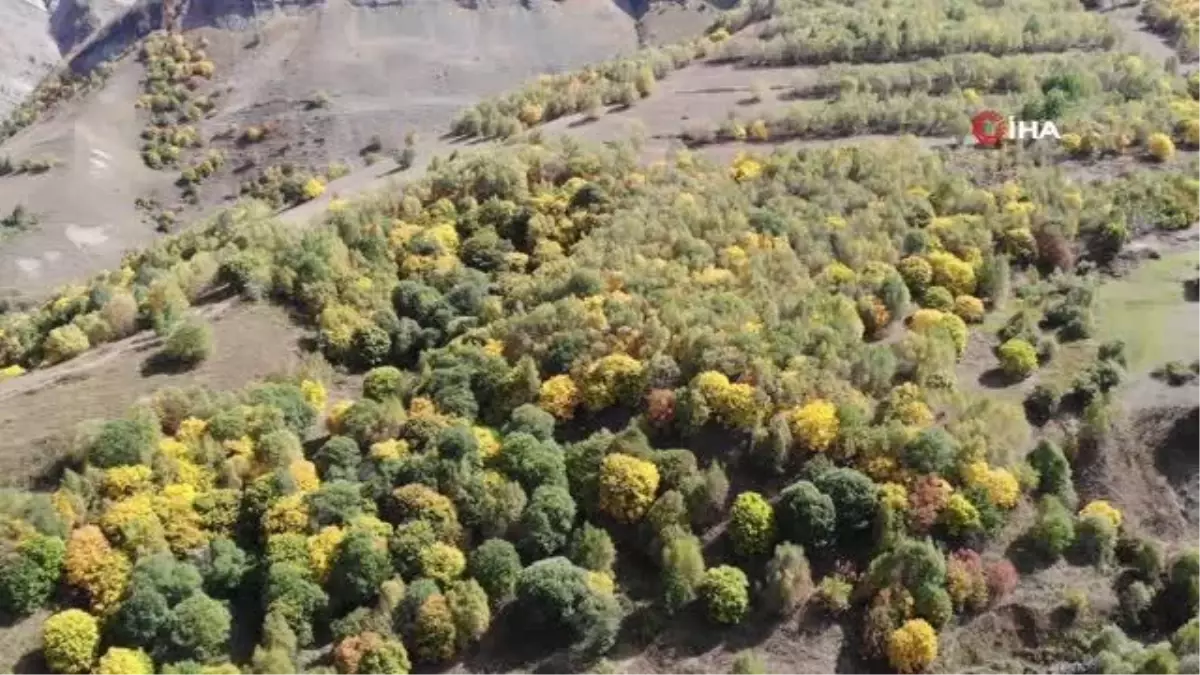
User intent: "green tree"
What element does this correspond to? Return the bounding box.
[518,485,577,559]
[165,593,231,663]
[775,480,836,552]
[468,538,522,605]
[700,565,750,624]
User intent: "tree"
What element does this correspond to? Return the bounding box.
[775,481,836,552]
[1028,439,1074,503]
[446,579,491,648]
[902,428,959,475]
[89,419,156,468]
[110,586,170,648]
[887,619,938,673]
[412,594,457,663]
[661,531,705,614]
[789,400,840,452]
[513,557,620,659]
[568,523,616,574]
[598,453,660,523]
[700,565,750,625]
[43,609,100,674]
[764,543,813,616]
[505,404,556,441]
[165,593,231,662]
[0,533,65,616]
[44,324,90,364]
[315,436,362,482]
[358,638,411,674]
[1029,495,1075,560]
[162,318,213,367]
[468,539,522,605]
[363,366,410,402]
[96,647,153,675]
[419,542,466,585]
[518,485,577,559]
[729,491,775,557]
[499,432,568,493]
[998,339,1038,379]
[815,468,878,537]
[128,552,202,606]
[329,530,392,610]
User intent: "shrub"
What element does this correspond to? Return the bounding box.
[700,565,750,625]
[1075,514,1118,568]
[922,286,954,311]
[764,543,813,616]
[913,583,953,628]
[1118,580,1154,627]
[302,177,327,201]
[1024,384,1060,425]
[162,318,213,367]
[44,324,90,364]
[43,609,100,674]
[505,404,556,441]
[359,638,411,674]
[468,538,522,605]
[729,491,775,557]
[1028,440,1073,503]
[887,619,938,674]
[816,575,853,615]
[953,295,985,323]
[998,338,1038,379]
[984,559,1018,602]
[731,650,766,674]
[598,453,660,523]
[1148,132,1176,161]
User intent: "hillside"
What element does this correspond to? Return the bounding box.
[0,0,1197,674]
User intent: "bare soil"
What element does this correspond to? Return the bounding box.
[0,300,308,488]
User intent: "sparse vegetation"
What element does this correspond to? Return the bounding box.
[135,32,218,171]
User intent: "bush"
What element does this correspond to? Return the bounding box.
[998,338,1038,379]
[661,531,706,613]
[505,404,557,441]
[162,318,213,367]
[96,647,153,675]
[1024,384,1060,426]
[419,542,465,585]
[953,295,985,323]
[44,324,90,364]
[922,286,954,311]
[43,609,100,674]
[412,594,457,663]
[775,481,836,552]
[359,638,411,674]
[764,543,812,616]
[700,565,750,624]
[1147,132,1176,161]
[729,491,775,557]
[913,583,953,628]
[789,399,840,452]
[887,619,938,674]
[731,650,766,674]
[1075,514,1118,568]
[598,453,660,523]
[468,538,522,605]
[984,559,1018,603]
[1118,580,1154,627]
[1028,439,1074,503]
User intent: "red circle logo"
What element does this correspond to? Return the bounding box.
[972,110,1006,147]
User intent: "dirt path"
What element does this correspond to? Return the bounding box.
[1101,1,1196,71]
